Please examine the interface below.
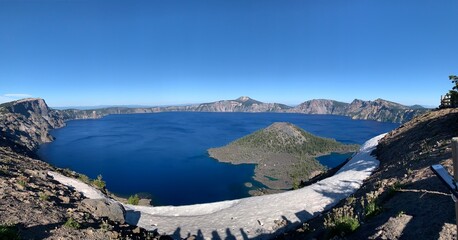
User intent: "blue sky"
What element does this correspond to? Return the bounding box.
[0,0,457,107]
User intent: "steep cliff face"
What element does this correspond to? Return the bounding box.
[288,99,348,114]
[290,98,428,123]
[0,98,65,153]
[192,96,292,112]
[345,99,425,123]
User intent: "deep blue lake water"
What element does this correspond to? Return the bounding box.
[37,112,398,206]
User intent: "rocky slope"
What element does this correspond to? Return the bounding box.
[209,122,359,190]
[280,108,458,239]
[0,144,162,239]
[289,98,428,123]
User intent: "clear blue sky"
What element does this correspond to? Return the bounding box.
[1,0,457,107]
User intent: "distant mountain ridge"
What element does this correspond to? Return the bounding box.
[288,98,427,123]
[0,96,429,148]
[64,96,429,123]
[190,96,292,112]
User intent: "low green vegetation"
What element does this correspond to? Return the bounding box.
[387,181,404,198]
[289,158,324,189]
[92,174,106,189]
[78,173,106,190]
[234,123,358,157]
[99,219,113,231]
[0,224,19,240]
[396,211,406,217]
[17,177,27,189]
[346,196,356,205]
[64,217,80,229]
[291,177,301,190]
[364,199,382,219]
[39,192,50,201]
[78,173,91,184]
[360,192,382,219]
[127,194,140,205]
[324,205,360,237]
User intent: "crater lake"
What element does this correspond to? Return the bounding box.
[37,112,398,206]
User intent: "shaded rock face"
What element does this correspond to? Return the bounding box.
[3,98,64,128]
[0,98,65,153]
[5,98,50,118]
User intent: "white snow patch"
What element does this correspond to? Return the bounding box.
[48,133,386,239]
[47,171,105,199]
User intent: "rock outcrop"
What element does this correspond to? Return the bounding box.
[79,199,126,224]
[0,98,65,153]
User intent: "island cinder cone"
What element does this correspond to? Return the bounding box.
[208,122,359,191]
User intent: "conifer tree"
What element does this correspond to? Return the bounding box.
[448,75,458,107]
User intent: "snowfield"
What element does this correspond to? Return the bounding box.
[49,133,386,239]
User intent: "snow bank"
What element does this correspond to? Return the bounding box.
[47,171,105,199]
[49,133,386,239]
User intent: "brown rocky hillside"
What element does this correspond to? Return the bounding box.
[280,108,458,239]
[0,144,162,240]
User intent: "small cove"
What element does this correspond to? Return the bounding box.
[317,152,355,169]
[37,112,398,206]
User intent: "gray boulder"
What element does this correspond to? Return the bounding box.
[79,198,125,223]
